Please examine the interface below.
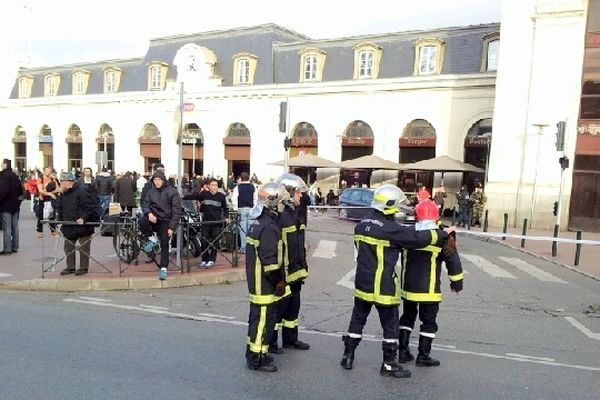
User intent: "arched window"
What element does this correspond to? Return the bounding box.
[141,123,161,139]
[341,120,374,161]
[226,122,250,137]
[68,124,81,138]
[290,122,318,156]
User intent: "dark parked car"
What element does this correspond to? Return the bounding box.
[338,187,415,224]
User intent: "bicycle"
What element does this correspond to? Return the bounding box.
[112,213,161,268]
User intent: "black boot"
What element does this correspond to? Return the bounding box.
[380,342,411,378]
[415,335,440,367]
[269,330,284,354]
[247,352,278,372]
[340,335,360,370]
[398,329,414,363]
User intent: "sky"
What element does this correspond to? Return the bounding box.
[0,0,502,98]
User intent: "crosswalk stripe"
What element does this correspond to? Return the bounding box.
[461,253,517,278]
[499,257,567,283]
[312,240,338,259]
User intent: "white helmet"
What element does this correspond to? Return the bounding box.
[276,173,309,194]
[370,184,407,215]
[257,182,289,210]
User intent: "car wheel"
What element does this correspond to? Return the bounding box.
[339,208,348,219]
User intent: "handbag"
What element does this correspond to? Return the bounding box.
[43,201,54,219]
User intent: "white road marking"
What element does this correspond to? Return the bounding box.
[198,312,235,320]
[565,316,600,341]
[506,353,556,362]
[139,304,169,310]
[336,269,355,290]
[62,298,600,372]
[312,240,337,259]
[499,257,567,283]
[0,273,13,278]
[461,254,516,279]
[79,296,111,302]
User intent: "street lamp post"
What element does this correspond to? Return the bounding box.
[530,123,549,227]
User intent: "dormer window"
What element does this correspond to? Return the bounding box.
[299,48,327,83]
[147,62,168,91]
[18,75,33,98]
[72,70,90,95]
[353,42,383,80]
[481,33,500,71]
[103,67,122,93]
[414,38,446,76]
[44,73,60,96]
[232,53,258,85]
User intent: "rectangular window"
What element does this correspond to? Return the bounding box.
[46,76,56,95]
[419,46,437,75]
[19,79,27,97]
[74,74,84,94]
[487,40,499,71]
[359,51,373,78]
[304,55,317,81]
[150,66,161,89]
[106,71,115,92]
[238,59,249,84]
[580,39,600,119]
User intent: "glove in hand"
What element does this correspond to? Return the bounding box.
[275,281,286,296]
[450,280,463,293]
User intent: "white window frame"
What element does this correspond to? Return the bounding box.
[238,59,250,84]
[106,70,115,92]
[19,78,28,98]
[419,46,437,75]
[46,75,56,96]
[486,39,499,71]
[74,73,84,94]
[304,55,317,81]
[359,50,374,78]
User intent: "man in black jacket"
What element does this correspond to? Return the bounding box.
[55,172,96,275]
[140,170,181,280]
[0,159,24,255]
[183,177,228,268]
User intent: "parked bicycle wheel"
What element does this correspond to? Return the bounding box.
[113,230,140,264]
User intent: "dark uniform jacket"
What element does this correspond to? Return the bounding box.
[246,208,291,305]
[354,212,448,306]
[56,186,95,239]
[401,225,463,303]
[0,168,24,214]
[278,204,308,284]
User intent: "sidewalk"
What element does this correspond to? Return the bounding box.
[455,223,600,281]
[0,203,245,292]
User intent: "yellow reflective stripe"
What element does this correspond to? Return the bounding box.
[249,306,267,353]
[264,263,279,272]
[401,290,442,302]
[299,224,306,230]
[277,239,283,273]
[247,237,259,246]
[430,230,438,245]
[374,242,385,296]
[255,255,262,296]
[247,337,270,353]
[428,251,437,294]
[282,226,297,234]
[287,268,309,283]
[249,285,292,305]
[354,288,400,305]
[282,319,298,328]
[354,234,390,247]
[418,245,441,253]
[274,322,282,330]
[449,273,464,282]
[281,226,296,269]
[401,249,408,291]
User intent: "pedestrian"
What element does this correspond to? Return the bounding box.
[340,184,453,378]
[25,173,38,213]
[269,173,310,354]
[433,186,447,216]
[326,189,335,206]
[231,172,257,254]
[115,171,137,213]
[455,185,470,227]
[36,167,60,238]
[55,172,96,275]
[183,178,229,268]
[139,170,181,280]
[245,182,291,372]
[95,167,114,217]
[470,183,487,227]
[0,159,24,255]
[140,163,165,207]
[398,199,463,367]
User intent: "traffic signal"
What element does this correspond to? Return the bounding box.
[555,121,566,151]
[283,137,291,151]
[552,201,559,216]
[279,101,287,133]
[559,156,570,169]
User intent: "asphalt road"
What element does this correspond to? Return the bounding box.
[1,214,600,400]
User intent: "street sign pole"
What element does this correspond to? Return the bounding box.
[176,82,184,271]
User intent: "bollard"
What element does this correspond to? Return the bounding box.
[502,213,508,240]
[483,210,489,232]
[467,207,472,231]
[574,231,582,266]
[521,219,528,248]
[551,224,559,257]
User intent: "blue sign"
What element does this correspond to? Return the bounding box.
[39,136,53,144]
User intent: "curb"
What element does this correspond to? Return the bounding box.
[463,232,600,282]
[0,269,247,292]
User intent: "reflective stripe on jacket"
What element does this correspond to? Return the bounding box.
[279,205,309,284]
[353,212,447,306]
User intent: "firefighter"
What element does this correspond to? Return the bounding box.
[341,184,454,378]
[269,173,310,353]
[245,183,292,372]
[398,198,463,367]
